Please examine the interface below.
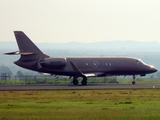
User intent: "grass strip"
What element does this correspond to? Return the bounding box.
[0,89,160,120]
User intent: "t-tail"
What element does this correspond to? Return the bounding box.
[5,31,50,70]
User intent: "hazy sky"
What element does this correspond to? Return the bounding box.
[0,0,160,43]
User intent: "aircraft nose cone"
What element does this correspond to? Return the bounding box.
[150,66,158,73]
[153,68,158,72]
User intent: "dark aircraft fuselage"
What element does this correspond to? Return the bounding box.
[14,57,156,77]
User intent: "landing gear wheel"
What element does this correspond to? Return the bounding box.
[81,77,87,85]
[81,80,87,85]
[132,81,136,85]
[132,75,136,85]
[73,80,78,85]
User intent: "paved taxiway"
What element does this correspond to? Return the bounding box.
[0,84,159,91]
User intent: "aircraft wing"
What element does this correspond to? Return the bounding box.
[83,73,97,77]
[38,72,53,76]
[70,62,105,77]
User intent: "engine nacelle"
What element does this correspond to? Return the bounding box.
[40,57,67,69]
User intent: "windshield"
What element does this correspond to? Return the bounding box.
[136,59,145,65]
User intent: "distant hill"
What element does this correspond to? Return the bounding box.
[0,40,160,51]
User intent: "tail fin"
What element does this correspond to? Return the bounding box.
[5,31,49,59]
[14,31,45,55]
[5,31,49,70]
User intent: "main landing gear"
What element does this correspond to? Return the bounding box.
[73,78,79,85]
[81,77,87,85]
[73,76,87,85]
[132,75,136,85]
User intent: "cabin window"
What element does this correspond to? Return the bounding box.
[106,63,108,66]
[114,63,120,66]
[117,63,120,66]
[109,63,112,66]
[86,63,89,66]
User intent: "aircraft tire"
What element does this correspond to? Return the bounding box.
[81,80,87,85]
[73,80,78,85]
[132,81,136,85]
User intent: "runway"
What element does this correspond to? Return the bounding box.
[0,84,159,91]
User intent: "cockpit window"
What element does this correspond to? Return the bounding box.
[136,60,144,65]
[136,60,140,64]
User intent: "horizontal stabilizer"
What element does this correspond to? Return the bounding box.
[4,51,37,55]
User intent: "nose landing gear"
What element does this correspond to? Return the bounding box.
[132,75,136,85]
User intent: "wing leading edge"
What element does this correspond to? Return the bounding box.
[70,62,104,77]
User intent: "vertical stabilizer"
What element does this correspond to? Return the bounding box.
[13,31,49,60]
[14,31,42,54]
[5,31,50,70]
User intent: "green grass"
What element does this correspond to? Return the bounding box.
[0,90,160,120]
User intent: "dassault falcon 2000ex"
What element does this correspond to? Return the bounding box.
[5,31,157,85]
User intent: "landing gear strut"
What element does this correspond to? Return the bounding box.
[132,75,136,85]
